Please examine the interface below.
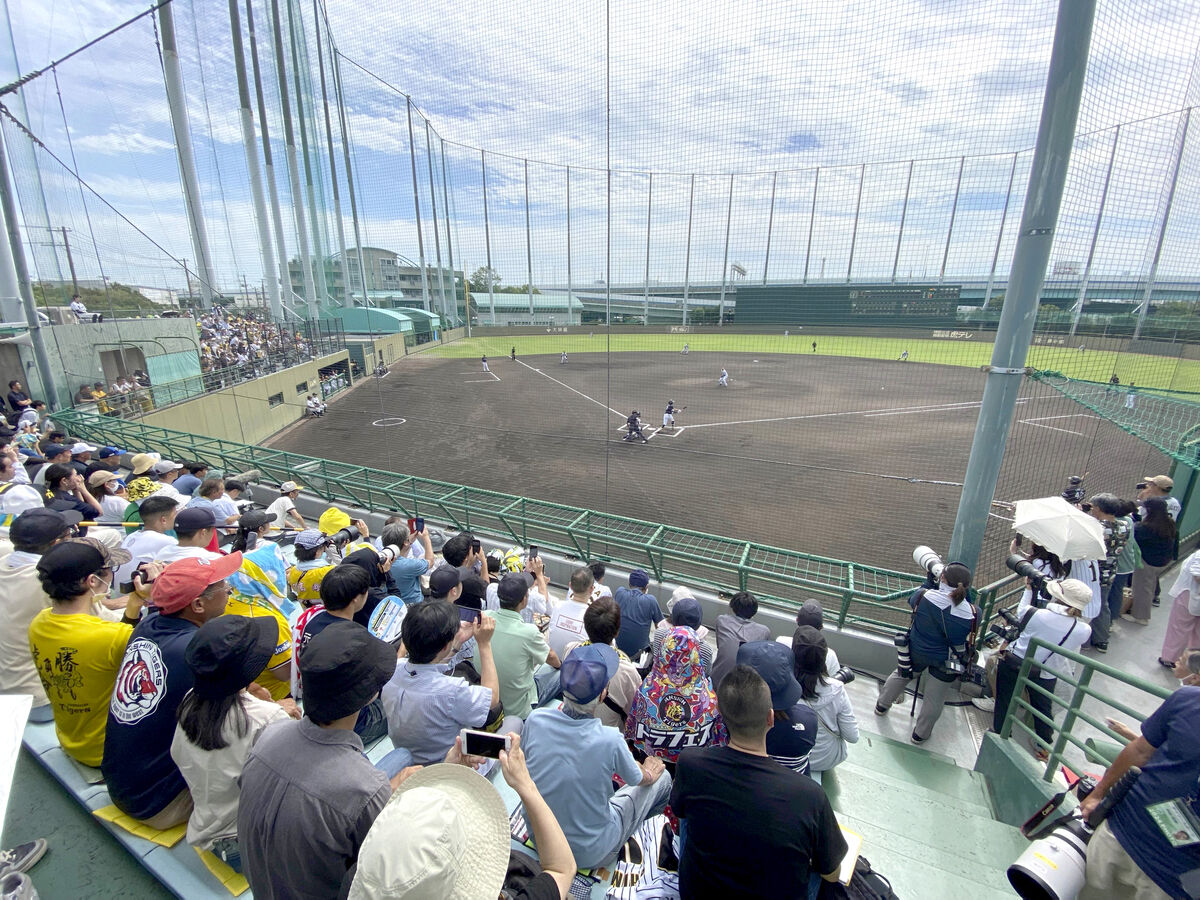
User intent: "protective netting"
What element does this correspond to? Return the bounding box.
[2,0,1200,583]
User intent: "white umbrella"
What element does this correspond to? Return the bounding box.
[1012,497,1107,561]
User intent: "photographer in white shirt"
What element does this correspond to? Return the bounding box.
[992,578,1092,758]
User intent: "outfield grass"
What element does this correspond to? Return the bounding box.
[426,331,1200,392]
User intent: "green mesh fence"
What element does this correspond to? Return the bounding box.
[1028,370,1200,465]
[52,407,929,634]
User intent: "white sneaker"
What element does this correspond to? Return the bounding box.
[971,697,996,712]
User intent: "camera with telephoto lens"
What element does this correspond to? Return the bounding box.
[1006,554,1053,607]
[913,545,944,581]
[831,666,856,685]
[376,543,402,565]
[989,606,1025,643]
[893,631,913,679]
[329,525,361,546]
[1061,474,1085,506]
[1008,768,1141,900]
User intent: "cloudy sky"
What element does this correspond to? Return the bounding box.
[3,0,1199,295]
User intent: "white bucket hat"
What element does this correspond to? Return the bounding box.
[1044,578,1092,612]
[349,764,510,900]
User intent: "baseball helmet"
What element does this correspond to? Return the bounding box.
[501,546,526,573]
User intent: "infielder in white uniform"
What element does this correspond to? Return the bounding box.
[718,368,728,387]
[481,355,489,373]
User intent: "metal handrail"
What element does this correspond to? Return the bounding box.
[52,409,929,632]
[999,637,1173,781]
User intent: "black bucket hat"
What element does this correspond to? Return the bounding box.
[185,616,279,700]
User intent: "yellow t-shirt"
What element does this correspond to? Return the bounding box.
[286,564,335,604]
[28,609,132,767]
[223,595,293,701]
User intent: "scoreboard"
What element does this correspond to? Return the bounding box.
[733,283,961,327]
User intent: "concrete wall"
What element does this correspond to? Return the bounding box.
[18,319,201,409]
[139,350,350,445]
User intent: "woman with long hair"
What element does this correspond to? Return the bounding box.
[1129,497,1178,625]
[1009,540,1069,616]
[170,617,298,872]
[792,627,858,777]
[231,509,273,553]
[42,463,100,521]
[876,562,978,744]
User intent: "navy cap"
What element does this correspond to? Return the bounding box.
[669,596,703,629]
[10,507,83,546]
[628,568,650,588]
[561,643,619,703]
[428,566,462,598]
[737,641,802,709]
[41,443,68,459]
[97,446,125,459]
[174,506,218,531]
[497,571,533,604]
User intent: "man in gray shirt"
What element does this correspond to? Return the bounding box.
[238,621,404,900]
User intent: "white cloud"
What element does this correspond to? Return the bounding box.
[73,130,174,155]
[6,0,1199,288]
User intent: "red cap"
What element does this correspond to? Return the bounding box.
[150,553,243,614]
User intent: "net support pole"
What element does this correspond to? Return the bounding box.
[683,173,694,326]
[1070,125,1120,338]
[0,142,20,324]
[425,120,447,322]
[158,1,217,309]
[892,161,913,284]
[228,0,281,320]
[311,0,348,307]
[982,153,1018,311]
[948,0,1097,570]
[566,165,574,321]
[481,149,494,324]
[524,158,533,321]
[246,0,295,318]
[0,133,56,404]
[1133,108,1189,340]
[718,174,733,325]
[940,156,965,283]
[329,40,369,311]
[763,171,777,286]
[440,137,457,326]
[269,0,318,319]
[643,171,651,321]
[803,167,819,284]
[284,0,329,309]
[405,97,430,314]
[847,163,864,281]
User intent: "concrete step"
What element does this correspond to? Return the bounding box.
[824,764,1028,875]
[837,811,1019,900]
[834,757,991,815]
[852,728,959,767]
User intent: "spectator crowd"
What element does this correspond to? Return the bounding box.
[0,419,1193,900]
[198,310,311,383]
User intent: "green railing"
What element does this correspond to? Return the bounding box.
[1000,637,1173,782]
[52,408,928,633]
